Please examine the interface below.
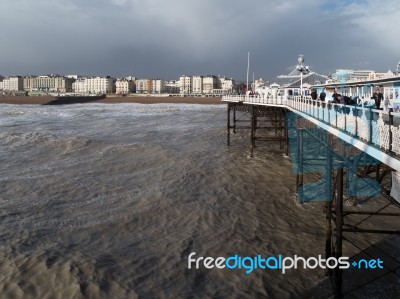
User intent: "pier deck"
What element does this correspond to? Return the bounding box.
[223,95,400,298]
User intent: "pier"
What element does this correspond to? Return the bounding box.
[223,94,400,298]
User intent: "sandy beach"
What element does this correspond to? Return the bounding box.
[0,95,223,105]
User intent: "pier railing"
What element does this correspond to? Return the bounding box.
[222,95,400,156]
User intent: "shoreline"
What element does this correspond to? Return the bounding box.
[0,95,223,105]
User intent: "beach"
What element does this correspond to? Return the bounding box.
[0,95,223,105]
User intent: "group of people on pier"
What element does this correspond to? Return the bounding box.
[310,88,390,111]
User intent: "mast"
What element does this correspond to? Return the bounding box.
[253,72,255,92]
[247,52,250,93]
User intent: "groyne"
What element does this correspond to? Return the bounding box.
[43,95,106,105]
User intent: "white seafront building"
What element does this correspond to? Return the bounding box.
[150,79,166,94]
[0,75,4,90]
[192,76,203,94]
[72,78,86,93]
[179,75,234,95]
[23,75,74,92]
[135,79,148,93]
[202,76,216,94]
[217,76,235,94]
[0,76,24,91]
[179,75,192,94]
[72,76,114,94]
[116,79,135,94]
[165,80,180,94]
[85,76,114,94]
[134,79,166,94]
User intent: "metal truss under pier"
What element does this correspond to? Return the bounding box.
[224,96,400,299]
[226,102,289,157]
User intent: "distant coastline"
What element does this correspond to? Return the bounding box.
[0,95,223,105]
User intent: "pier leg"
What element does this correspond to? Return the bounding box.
[250,106,255,157]
[233,103,236,134]
[296,128,304,201]
[325,149,333,276]
[376,163,380,181]
[325,200,333,275]
[334,167,344,299]
[227,103,231,146]
[285,111,290,156]
[278,110,282,149]
[254,113,257,149]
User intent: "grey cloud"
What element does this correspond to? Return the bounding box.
[0,0,399,81]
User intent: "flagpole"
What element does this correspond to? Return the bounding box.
[253,72,254,92]
[247,52,250,94]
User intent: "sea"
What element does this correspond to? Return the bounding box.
[0,103,344,298]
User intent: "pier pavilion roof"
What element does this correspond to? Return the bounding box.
[276,60,329,88]
[277,71,329,88]
[315,74,400,89]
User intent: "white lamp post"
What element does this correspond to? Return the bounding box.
[296,54,310,96]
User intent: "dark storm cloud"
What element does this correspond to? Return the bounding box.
[0,0,399,81]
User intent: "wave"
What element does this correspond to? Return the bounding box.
[0,131,91,150]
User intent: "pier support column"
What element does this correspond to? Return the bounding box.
[325,200,333,275]
[227,103,231,146]
[376,163,380,181]
[233,103,237,134]
[254,113,257,149]
[280,109,285,150]
[334,167,344,299]
[296,128,304,201]
[250,106,255,157]
[285,111,290,156]
[325,149,333,276]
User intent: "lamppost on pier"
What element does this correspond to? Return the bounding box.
[296,54,310,96]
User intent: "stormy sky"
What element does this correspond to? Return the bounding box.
[0,0,399,81]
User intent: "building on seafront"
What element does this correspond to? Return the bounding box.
[72,78,85,93]
[0,76,24,91]
[192,76,203,94]
[85,76,114,94]
[135,79,147,93]
[0,71,236,96]
[0,75,4,90]
[116,78,135,94]
[202,75,217,94]
[152,79,166,94]
[179,75,235,95]
[330,69,396,83]
[179,75,192,94]
[217,76,235,94]
[71,76,115,94]
[135,79,166,94]
[23,75,74,93]
[165,80,180,94]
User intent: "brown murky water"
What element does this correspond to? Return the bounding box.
[0,103,369,298]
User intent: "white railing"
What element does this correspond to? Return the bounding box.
[222,95,400,156]
[221,94,288,106]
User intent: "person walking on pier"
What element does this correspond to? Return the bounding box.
[377,91,383,109]
[384,96,393,112]
[319,89,326,101]
[332,90,339,103]
[311,89,318,100]
[372,91,380,109]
